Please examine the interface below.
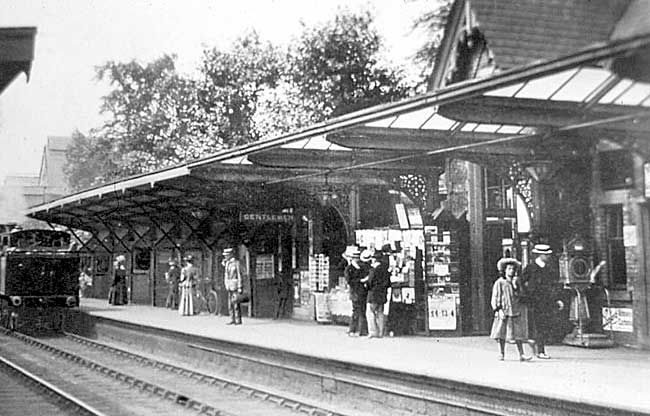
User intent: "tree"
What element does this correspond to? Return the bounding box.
[95,54,221,176]
[197,31,282,146]
[412,0,453,87]
[252,79,322,140]
[287,10,412,120]
[64,10,416,188]
[65,55,225,188]
[63,129,118,191]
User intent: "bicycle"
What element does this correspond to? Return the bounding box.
[193,277,219,315]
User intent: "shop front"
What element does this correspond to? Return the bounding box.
[302,179,475,337]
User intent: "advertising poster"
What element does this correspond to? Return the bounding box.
[602,307,633,332]
[255,254,274,279]
[402,287,415,304]
[314,292,332,323]
[427,293,457,330]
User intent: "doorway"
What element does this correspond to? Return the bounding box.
[321,205,348,288]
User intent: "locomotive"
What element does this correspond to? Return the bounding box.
[0,227,80,331]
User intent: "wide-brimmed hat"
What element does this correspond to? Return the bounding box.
[183,254,194,263]
[497,257,521,272]
[343,245,360,258]
[532,244,553,255]
[222,247,234,256]
[360,249,373,262]
[115,254,126,263]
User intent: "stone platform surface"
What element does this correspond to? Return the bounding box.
[79,298,650,414]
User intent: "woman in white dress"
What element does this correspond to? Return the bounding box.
[178,255,198,316]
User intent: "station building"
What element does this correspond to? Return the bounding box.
[26,1,650,348]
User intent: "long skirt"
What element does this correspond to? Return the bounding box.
[490,311,528,341]
[108,280,127,305]
[178,285,194,316]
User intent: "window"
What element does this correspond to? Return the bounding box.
[484,170,514,211]
[600,150,634,190]
[134,248,151,272]
[604,205,627,287]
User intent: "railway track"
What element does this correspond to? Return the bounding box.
[0,328,346,416]
[0,353,108,416]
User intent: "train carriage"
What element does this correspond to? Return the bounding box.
[0,228,80,332]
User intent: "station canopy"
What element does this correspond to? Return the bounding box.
[0,27,36,95]
[27,32,650,238]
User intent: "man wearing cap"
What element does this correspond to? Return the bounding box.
[344,247,370,337]
[164,259,181,309]
[520,244,564,359]
[223,248,243,325]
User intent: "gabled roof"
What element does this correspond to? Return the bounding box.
[471,0,631,69]
[38,136,70,186]
[45,136,71,151]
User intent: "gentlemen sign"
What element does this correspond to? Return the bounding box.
[240,212,294,223]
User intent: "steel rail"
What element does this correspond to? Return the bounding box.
[3,329,237,416]
[0,350,109,416]
[64,332,342,416]
[67,330,510,416]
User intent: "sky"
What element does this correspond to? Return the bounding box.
[0,0,431,182]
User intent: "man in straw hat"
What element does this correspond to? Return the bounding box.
[490,257,532,361]
[223,247,243,325]
[520,244,565,359]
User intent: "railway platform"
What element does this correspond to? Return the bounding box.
[77,298,650,415]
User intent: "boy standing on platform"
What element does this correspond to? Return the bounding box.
[164,259,180,309]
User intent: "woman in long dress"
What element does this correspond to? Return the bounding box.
[178,255,197,316]
[108,255,127,305]
[490,257,531,361]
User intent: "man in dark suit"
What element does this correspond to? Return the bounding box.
[520,244,565,359]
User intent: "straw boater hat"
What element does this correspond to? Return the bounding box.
[497,257,521,273]
[532,244,553,255]
[360,249,373,262]
[343,245,359,259]
[347,246,361,258]
[222,247,234,256]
